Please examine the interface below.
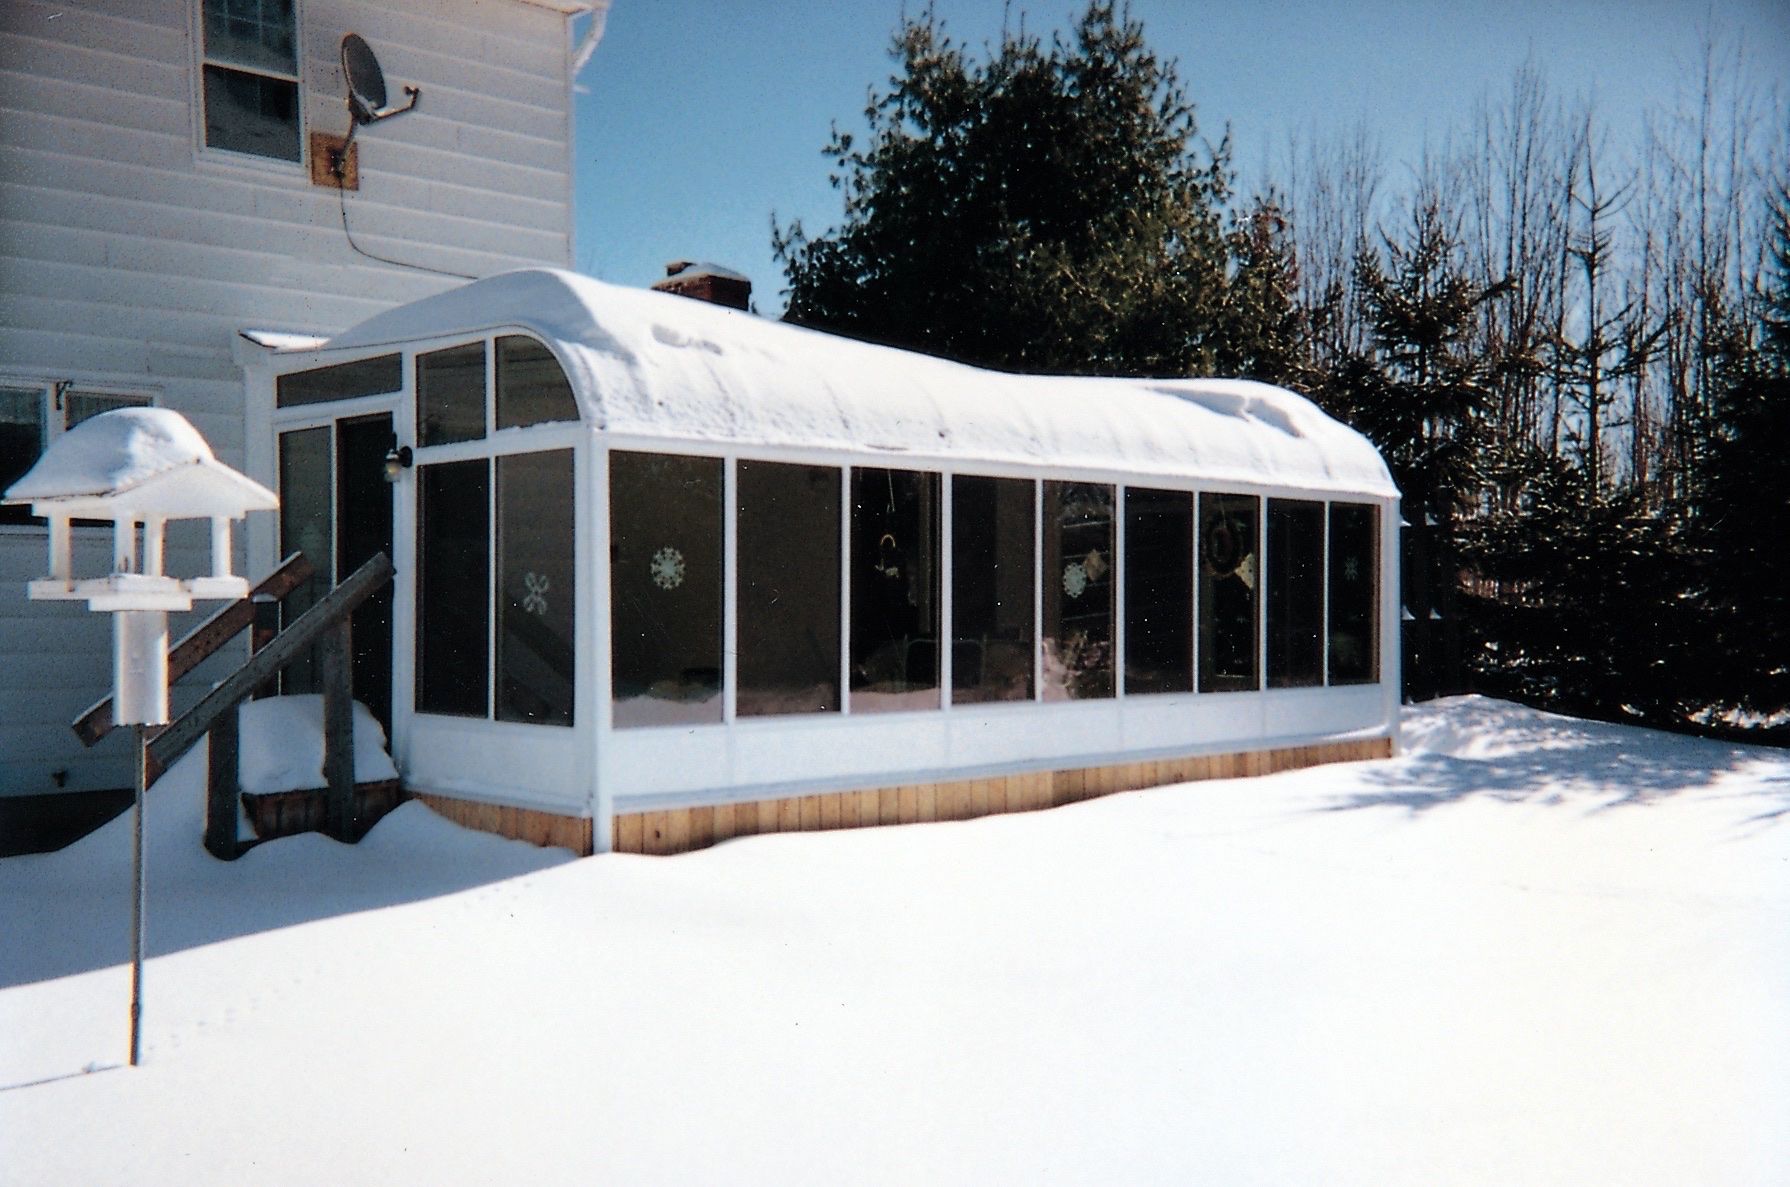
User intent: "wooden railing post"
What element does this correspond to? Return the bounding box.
[250,593,280,699]
[319,618,355,842]
[204,710,240,860]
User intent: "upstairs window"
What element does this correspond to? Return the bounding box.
[200,0,301,163]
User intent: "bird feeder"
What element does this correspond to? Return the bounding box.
[4,407,277,725]
[5,407,276,1067]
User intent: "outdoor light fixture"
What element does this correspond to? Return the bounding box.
[383,444,413,482]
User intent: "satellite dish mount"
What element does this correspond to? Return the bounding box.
[341,33,419,142]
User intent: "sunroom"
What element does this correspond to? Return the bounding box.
[242,268,1400,855]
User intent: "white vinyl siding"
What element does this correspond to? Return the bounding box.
[0,0,580,796]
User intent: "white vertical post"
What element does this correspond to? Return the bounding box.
[939,471,953,709]
[142,517,165,578]
[114,518,137,575]
[49,516,72,582]
[1114,485,1126,700]
[210,517,232,579]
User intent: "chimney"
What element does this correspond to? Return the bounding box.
[651,260,752,311]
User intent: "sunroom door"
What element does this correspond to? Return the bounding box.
[277,413,395,730]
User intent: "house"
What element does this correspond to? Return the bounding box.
[1,0,608,808]
[240,267,1401,856]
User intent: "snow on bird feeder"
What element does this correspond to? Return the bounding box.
[3,407,277,725]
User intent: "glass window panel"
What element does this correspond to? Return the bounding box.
[201,65,299,161]
[1267,499,1325,688]
[610,452,724,728]
[64,391,151,429]
[496,336,579,430]
[850,468,940,712]
[416,460,490,717]
[1124,488,1194,695]
[417,342,487,446]
[736,461,841,717]
[277,355,401,408]
[1199,493,1260,692]
[1,386,44,526]
[277,427,332,693]
[1041,481,1114,701]
[202,0,296,74]
[497,452,575,726]
[1329,503,1380,684]
[951,476,1035,705]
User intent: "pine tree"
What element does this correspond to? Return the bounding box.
[773,2,1236,377]
[1696,183,1790,717]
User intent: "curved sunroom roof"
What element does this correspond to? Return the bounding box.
[324,268,1397,498]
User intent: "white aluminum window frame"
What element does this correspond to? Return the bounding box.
[191,0,305,170]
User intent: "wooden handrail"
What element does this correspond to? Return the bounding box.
[71,552,316,746]
[147,551,392,775]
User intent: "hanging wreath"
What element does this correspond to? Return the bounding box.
[1062,561,1089,599]
[1204,516,1245,578]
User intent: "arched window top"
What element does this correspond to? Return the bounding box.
[496,334,578,430]
[416,333,581,448]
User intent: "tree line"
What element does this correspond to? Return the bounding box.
[774,3,1789,734]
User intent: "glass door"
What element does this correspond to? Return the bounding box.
[277,412,395,730]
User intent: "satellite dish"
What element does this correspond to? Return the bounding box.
[341,33,419,127]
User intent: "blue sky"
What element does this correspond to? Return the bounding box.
[572,1,1789,316]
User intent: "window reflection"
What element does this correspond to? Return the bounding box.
[497,451,575,726]
[1267,498,1325,688]
[1199,493,1259,692]
[737,461,841,716]
[1328,503,1380,684]
[417,342,486,446]
[610,452,724,727]
[850,468,940,712]
[496,336,578,430]
[416,460,490,717]
[1041,481,1114,701]
[1125,488,1193,695]
[951,476,1035,704]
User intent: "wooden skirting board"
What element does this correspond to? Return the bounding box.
[612,737,1392,858]
[410,790,595,855]
[408,738,1390,859]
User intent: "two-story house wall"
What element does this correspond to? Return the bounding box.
[1,0,606,800]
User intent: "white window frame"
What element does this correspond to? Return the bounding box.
[192,0,305,170]
[1,379,156,532]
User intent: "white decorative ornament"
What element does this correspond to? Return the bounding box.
[522,571,550,615]
[650,546,686,591]
[1062,561,1088,599]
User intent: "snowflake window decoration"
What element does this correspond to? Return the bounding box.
[1062,561,1088,599]
[1343,556,1361,582]
[650,545,686,591]
[522,571,550,616]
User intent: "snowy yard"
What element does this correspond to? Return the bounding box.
[3,696,1786,1185]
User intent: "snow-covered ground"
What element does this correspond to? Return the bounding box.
[3,696,1786,1185]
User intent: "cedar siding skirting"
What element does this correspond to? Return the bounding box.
[413,738,1389,858]
[410,791,596,856]
[612,737,1391,857]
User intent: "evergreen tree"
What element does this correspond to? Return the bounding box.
[1696,183,1790,716]
[773,3,1237,376]
[1320,198,1504,697]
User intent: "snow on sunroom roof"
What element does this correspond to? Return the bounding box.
[323,268,1397,498]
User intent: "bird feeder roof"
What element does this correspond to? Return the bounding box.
[3,407,277,520]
